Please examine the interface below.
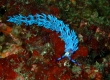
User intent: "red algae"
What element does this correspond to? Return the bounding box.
[71,45,88,59]
[32,50,40,57]
[49,6,60,16]
[46,65,73,80]
[3,67,17,80]
[49,32,65,58]
[0,58,17,79]
[47,74,56,80]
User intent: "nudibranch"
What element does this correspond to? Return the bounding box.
[7,13,79,63]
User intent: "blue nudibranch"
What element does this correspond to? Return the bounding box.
[7,13,79,63]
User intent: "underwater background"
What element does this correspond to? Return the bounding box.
[0,0,110,80]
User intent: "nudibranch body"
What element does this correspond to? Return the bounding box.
[7,13,79,63]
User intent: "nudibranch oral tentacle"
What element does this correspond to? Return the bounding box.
[7,13,79,63]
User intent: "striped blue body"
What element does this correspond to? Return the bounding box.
[7,13,79,63]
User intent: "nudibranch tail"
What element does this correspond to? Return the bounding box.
[7,13,79,63]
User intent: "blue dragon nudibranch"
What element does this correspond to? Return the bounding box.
[7,13,79,63]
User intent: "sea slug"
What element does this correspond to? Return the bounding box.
[7,13,79,63]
